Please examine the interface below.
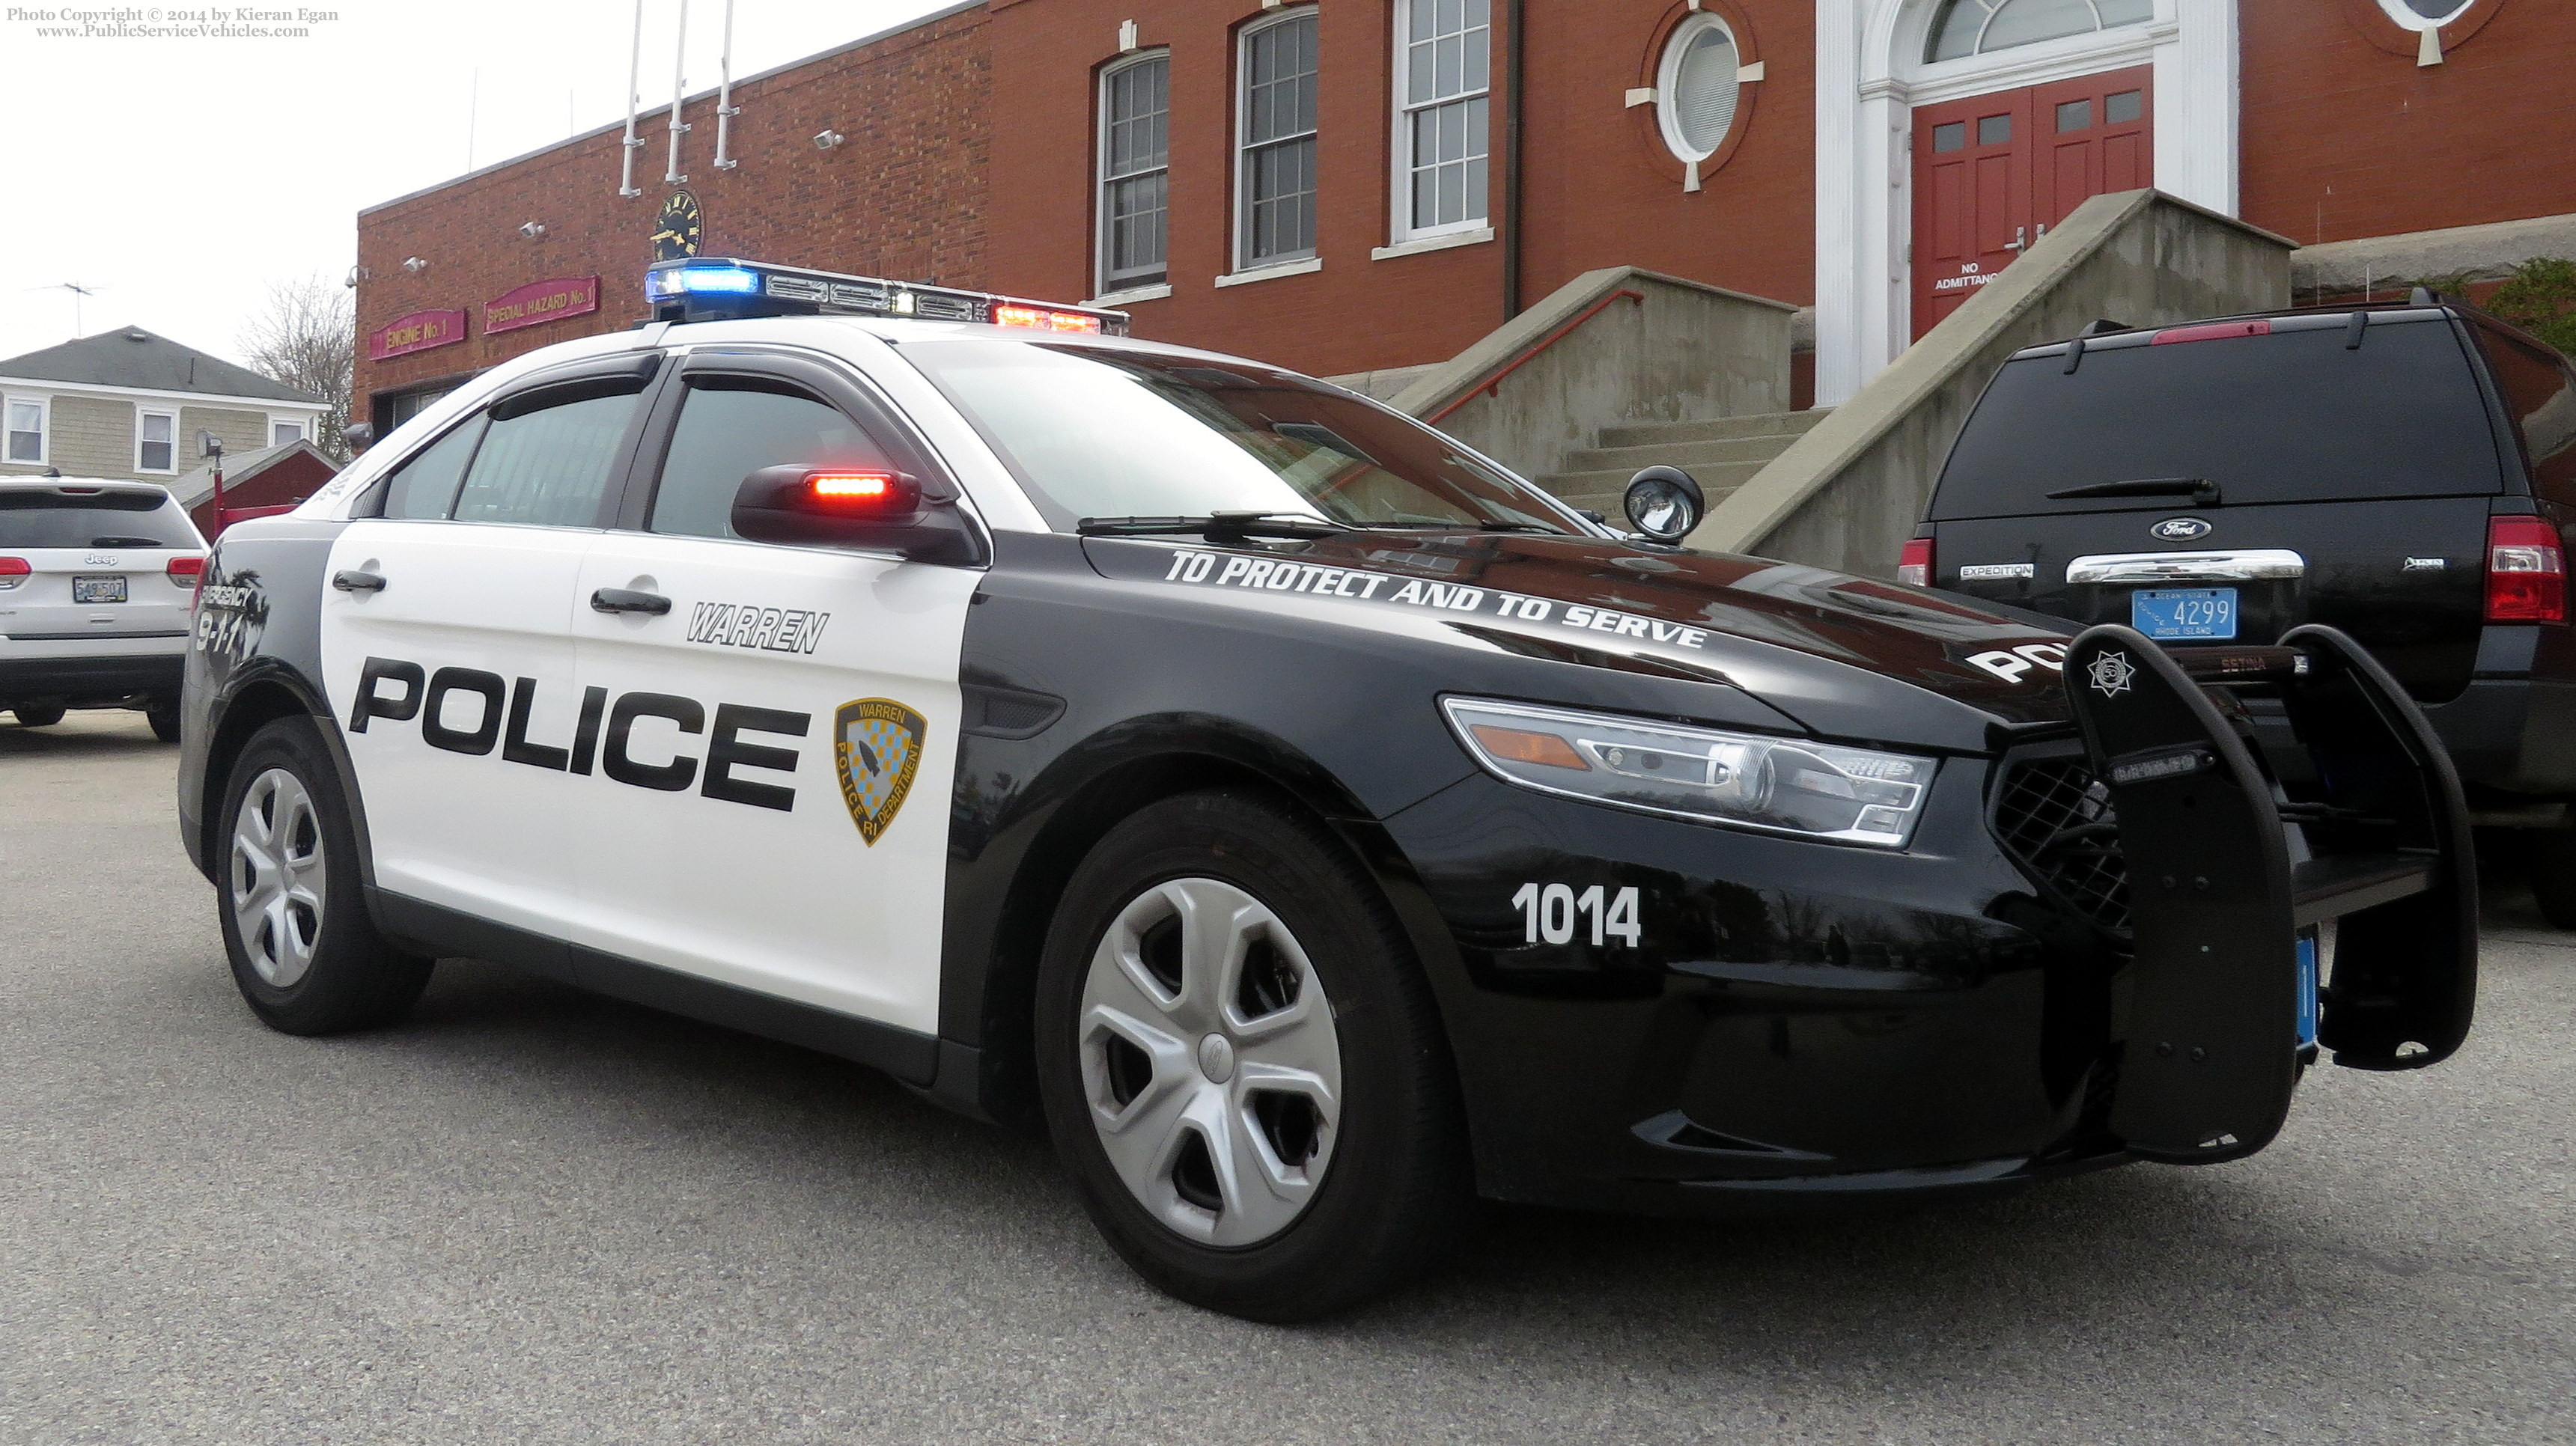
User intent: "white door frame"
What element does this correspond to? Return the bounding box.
[1812,0,2239,406]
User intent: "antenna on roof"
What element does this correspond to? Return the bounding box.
[21,281,104,338]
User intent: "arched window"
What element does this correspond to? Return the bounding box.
[1656,13,1741,164]
[1925,0,2152,63]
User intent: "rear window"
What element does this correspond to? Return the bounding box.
[1929,317,2506,520]
[0,492,200,549]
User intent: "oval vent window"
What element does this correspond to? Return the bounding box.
[1657,14,1741,164]
[2381,0,2473,24]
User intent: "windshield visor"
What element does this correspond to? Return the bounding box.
[900,340,1582,534]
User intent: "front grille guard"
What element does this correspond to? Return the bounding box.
[2041,624,2476,1166]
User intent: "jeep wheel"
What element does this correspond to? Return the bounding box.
[1035,789,1468,1322]
[217,717,433,1033]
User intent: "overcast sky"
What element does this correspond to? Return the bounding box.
[0,0,951,368]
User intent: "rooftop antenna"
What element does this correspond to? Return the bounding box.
[666,0,692,185]
[712,0,740,171]
[22,281,104,337]
[618,0,646,196]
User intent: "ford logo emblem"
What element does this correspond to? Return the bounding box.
[2150,516,2211,542]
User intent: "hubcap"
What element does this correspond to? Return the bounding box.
[230,767,327,988]
[1079,876,1342,1248]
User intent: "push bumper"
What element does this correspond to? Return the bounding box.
[1376,623,2473,1214]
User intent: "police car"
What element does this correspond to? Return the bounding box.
[177,257,2479,1322]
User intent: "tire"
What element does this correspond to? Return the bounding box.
[2529,829,2576,930]
[216,716,433,1034]
[144,695,182,742]
[1035,788,1469,1322]
[10,704,65,727]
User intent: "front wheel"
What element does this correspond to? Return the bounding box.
[10,704,65,727]
[144,695,181,742]
[1035,790,1468,1322]
[216,717,433,1033]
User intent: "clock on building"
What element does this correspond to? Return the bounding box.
[652,191,703,261]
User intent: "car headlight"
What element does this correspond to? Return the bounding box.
[1441,697,1938,848]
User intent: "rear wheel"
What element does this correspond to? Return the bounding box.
[144,695,181,742]
[217,717,433,1033]
[10,704,64,727]
[1035,789,1468,1322]
[2528,829,2576,930]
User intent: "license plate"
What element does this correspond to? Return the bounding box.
[2131,587,2235,640]
[73,576,128,604]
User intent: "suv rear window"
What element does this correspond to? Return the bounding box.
[1929,317,2506,520]
[0,492,200,548]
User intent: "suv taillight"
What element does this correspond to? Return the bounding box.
[2486,516,2566,623]
[1898,537,1934,588]
[0,556,26,590]
[167,555,206,590]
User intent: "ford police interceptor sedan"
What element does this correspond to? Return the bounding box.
[177,258,2478,1321]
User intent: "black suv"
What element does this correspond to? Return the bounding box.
[1908,299,2576,921]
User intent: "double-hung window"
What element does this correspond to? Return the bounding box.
[1097,52,1171,296]
[5,397,43,464]
[138,410,176,473]
[1394,0,1491,242]
[1237,8,1319,271]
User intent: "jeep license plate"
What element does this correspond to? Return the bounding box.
[73,576,127,605]
[2131,588,2235,641]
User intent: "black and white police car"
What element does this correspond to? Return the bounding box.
[179,257,2479,1321]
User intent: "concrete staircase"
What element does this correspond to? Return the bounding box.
[1533,409,1833,516]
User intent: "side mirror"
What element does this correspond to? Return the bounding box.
[1623,465,1705,543]
[730,465,981,564]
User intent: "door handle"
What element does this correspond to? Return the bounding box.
[332,570,386,593]
[590,587,672,615]
[2003,225,2027,251]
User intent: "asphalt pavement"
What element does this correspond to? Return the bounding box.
[2,709,2569,1444]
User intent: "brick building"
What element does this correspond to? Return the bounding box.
[354,0,2576,431]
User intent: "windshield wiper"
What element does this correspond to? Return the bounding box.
[1077,510,1354,540]
[2045,477,2222,505]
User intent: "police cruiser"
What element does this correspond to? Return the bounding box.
[177,257,2478,1321]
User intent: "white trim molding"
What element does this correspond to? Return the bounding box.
[1214,256,1323,288]
[1811,0,2238,406]
[1085,282,1174,308]
[1371,227,1493,261]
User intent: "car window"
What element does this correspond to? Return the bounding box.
[900,340,1580,533]
[379,415,487,520]
[450,391,641,528]
[2473,321,2576,507]
[0,492,201,548]
[1929,318,2505,519]
[648,380,888,541]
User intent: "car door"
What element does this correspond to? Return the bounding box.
[320,352,662,939]
[556,349,981,1035]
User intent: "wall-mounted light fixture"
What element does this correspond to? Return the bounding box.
[344,265,371,287]
[813,128,844,150]
[520,221,547,239]
[402,257,429,274]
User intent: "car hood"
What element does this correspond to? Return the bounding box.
[1083,531,2080,751]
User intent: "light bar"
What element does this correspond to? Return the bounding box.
[646,257,1129,335]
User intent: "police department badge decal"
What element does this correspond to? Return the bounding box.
[834,699,926,845]
[2088,650,2137,698]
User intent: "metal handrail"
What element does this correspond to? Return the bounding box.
[1424,288,1644,424]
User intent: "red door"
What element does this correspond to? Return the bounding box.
[1911,66,2152,338]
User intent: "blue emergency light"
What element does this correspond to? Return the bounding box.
[646,257,1129,335]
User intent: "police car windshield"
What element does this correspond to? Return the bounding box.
[901,341,1581,534]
